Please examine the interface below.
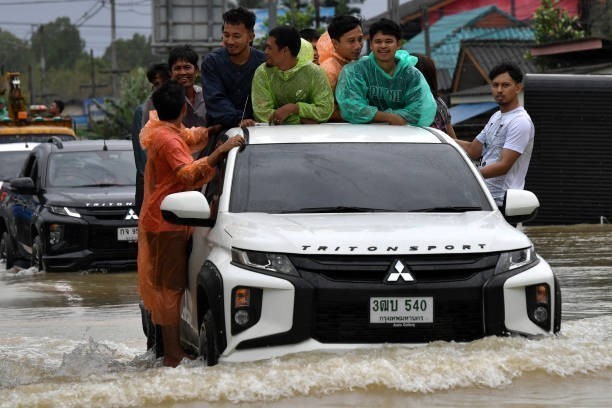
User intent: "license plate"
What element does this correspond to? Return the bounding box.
[370,297,433,324]
[117,227,138,241]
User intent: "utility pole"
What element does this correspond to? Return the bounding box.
[314,0,320,28]
[388,0,400,23]
[80,49,107,99]
[110,0,118,97]
[268,0,277,31]
[39,25,46,104]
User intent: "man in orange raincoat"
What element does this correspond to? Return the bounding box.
[138,80,244,367]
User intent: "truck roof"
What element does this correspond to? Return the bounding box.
[228,124,446,145]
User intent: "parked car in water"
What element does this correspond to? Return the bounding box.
[0,138,138,271]
[153,124,561,366]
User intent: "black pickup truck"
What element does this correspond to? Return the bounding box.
[0,138,139,271]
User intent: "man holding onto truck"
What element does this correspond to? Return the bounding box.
[453,62,534,207]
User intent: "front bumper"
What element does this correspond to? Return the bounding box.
[218,252,560,362]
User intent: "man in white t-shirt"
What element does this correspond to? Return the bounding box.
[454,62,534,206]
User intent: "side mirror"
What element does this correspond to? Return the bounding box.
[161,191,213,227]
[502,189,539,224]
[10,177,36,194]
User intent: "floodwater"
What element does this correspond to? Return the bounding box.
[0,224,610,407]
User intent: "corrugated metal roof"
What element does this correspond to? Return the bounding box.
[403,5,534,81]
[461,39,538,76]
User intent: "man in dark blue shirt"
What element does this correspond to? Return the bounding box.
[201,7,266,129]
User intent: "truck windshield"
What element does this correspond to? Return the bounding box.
[229,143,492,213]
[46,150,136,188]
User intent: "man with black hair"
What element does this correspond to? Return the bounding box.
[454,62,534,206]
[299,27,321,64]
[252,26,333,125]
[138,80,244,367]
[335,18,436,126]
[320,15,363,120]
[141,63,171,127]
[202,7,265,129]
[168,45,207,128]
[48,100,64,117]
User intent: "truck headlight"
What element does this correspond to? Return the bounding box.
[231,248,299,276]
[49,206,81,218]
[495,246,537,274]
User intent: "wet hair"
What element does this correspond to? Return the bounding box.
[146,63,170,84]
[369,18,401,40]
[327,15,362,41]
[299,28,320,42]
[223,7,256,31]
[269,26,301,57]
[152,80,185,121]
[412,53,438,97]
[489,62,523,83]
[53,99,65,113]
[168,45,199,69]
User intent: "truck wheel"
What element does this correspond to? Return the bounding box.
[31,236,45,271]
[199,310,219,366]
[1,232,16,269]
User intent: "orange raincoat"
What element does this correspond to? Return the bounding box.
[138,120,215,326]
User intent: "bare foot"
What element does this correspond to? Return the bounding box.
[163,352,193,367]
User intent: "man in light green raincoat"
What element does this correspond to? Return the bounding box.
[335,18,436,127]
[252,26,334,125]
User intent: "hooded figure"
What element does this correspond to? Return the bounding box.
[335,49,436,126]
[251,31,333,125]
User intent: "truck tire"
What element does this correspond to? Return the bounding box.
[1,232,16,269]
[31,235,45,271]
[199,310,219,366]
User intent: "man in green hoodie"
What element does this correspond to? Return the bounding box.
[252,26,333,125]
[335,18,436,127]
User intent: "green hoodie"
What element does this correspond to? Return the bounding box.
[252,39,334,124]
[335,50,436,126]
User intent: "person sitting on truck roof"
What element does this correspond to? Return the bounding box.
[0,98,8,121]
[335,18,436,126]
[137,80,244,367]
[47,100,64,118]
[252,26,334,125]
[453,62,534,207]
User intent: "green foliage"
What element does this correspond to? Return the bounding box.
[92,68,150,140]
[0,29,32,72]
[278,2,316,31]
[533,0,585,44]
[30,17,86,70]
[322,0,364,16]
[103,34,158,71]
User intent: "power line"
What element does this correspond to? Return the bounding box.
[0,21,150,29]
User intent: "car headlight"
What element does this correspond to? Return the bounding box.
[495,246,537,274]
[49,206,81,218]
[231,248,299,276]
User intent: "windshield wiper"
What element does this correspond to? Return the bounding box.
[283,206,392,214]
[410,206,482,213]
[77,183,126,187]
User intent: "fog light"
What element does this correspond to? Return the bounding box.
[49,224,64,246]
[533,306,549,323]
[234,288,250,308]
[234,309,249,326]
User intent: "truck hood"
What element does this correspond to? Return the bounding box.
[222,211,532,255]
[44,186,136,208]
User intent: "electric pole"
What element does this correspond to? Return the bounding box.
[268,0,277,31]
[110,0,118,97]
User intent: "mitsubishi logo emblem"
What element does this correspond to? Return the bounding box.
[125,208,139,220]
[385,260,415,282]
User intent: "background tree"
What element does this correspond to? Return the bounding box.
[0,29,32,73]
[533,0,585,44]
[322,0,364,15]
[30,17,86,70]
[103,34,158,72]
[92,67,150,139]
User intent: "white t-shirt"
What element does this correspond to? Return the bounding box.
[476,106,534,205]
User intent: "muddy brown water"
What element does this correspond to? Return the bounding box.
[0,224,610,407]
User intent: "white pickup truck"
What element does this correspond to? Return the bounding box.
[155,124,561,365]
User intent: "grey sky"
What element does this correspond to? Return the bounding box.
[0,0,405,56]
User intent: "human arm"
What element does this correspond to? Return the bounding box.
[479,148,521,178]
[384,68,437,126]
[201,55,243,128]
[479,116,532,178]
[335,64,378,123]
[373,111,406,126]
[251,65,276,123]
[295,68,334,123]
